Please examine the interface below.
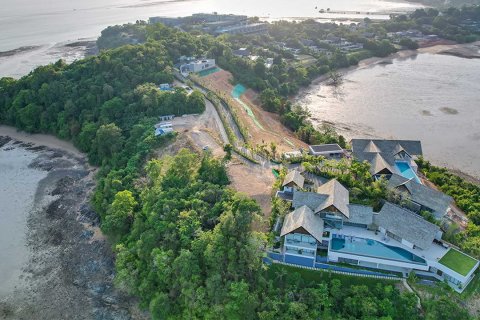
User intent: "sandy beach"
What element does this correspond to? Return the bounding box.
[0,125,83,157]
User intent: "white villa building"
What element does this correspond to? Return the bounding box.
[179,59,216,76]
[279,176,479,292]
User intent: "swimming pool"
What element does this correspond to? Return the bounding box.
[198,67,220,77]
[395,161,421,183]
[331,236,426,265]
[232,84,247,98]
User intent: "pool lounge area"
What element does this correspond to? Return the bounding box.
[395,161,421,184]
[330,235,427,265]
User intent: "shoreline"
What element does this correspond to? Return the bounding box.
[292,42,480,184]
[0,125,84,158]
[0,135,142,319]
[294,41,480,101]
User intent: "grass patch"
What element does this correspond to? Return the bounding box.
[460,272,480,299]
[439,249,478,276]
[266,263,395,289]
[292,55,316,67]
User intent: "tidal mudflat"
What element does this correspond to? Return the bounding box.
[298,53,480,179]
[0,134,143,320]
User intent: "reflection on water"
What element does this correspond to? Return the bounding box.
[299,53,480,178]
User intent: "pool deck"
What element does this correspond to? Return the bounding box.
[326,225,449,263]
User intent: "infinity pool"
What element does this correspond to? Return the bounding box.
[395,161,421,183]
[198,67,220,77]
[331,236,426,264]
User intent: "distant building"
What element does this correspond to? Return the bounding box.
[159,115,175,122]
[149,16,184,26]
[191,13,247,23]
[159,83,172,91]
[308,144,344,158]
[179,56,196,64]
[217,23,268,35]
[233,48,250,57]
[265,57,274,69]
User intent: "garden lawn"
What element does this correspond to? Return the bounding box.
[439,249,478,276]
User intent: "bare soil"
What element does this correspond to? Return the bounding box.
[198,70,306,154]
[226,160,275,231]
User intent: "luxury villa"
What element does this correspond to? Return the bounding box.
[274,139,478,292]
[351,139,423,181]
[351,139,453,219]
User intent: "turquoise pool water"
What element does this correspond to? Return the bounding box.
[395,161,421,183]
[231,84,265,130]
[232,84,247,98]
[198,67,220,77]
[331,236,426,264]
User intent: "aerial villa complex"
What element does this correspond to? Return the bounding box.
[275,139,479,292]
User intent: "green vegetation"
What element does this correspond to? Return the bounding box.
[1,14,479,319]
[416,158,480,257]
[302,157,388,209]
[439,249,478,276]
[263,264,421,320]
[114,150,265,318]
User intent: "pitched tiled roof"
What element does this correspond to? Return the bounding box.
[388,174,453,216]
[283,170,305,188]
[352,139,423,157]
[371,153,394,175]
[391,143,411,157]
[363,140,381,153]
[345,204,374,225]
[292,189,328,211]
[316,179,350,218]
[351,139,423,175]
[280,205,325,241]
[374,202,440,250]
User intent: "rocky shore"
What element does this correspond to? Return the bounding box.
[0,135,145,320]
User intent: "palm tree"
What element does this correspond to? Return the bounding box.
[270,142,277,160]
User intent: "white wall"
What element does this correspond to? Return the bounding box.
[328,251,430,272]
[401,238,414,249]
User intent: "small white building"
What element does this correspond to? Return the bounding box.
[233,48,250,57]
[159,115,175,122]
[154,121,174,136]
[309,144,344,158]
[180,59,216,75]
[159,83,172,91]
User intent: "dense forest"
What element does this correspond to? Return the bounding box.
[0,14,478,319]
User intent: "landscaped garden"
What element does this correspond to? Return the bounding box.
[439,249,478,276]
